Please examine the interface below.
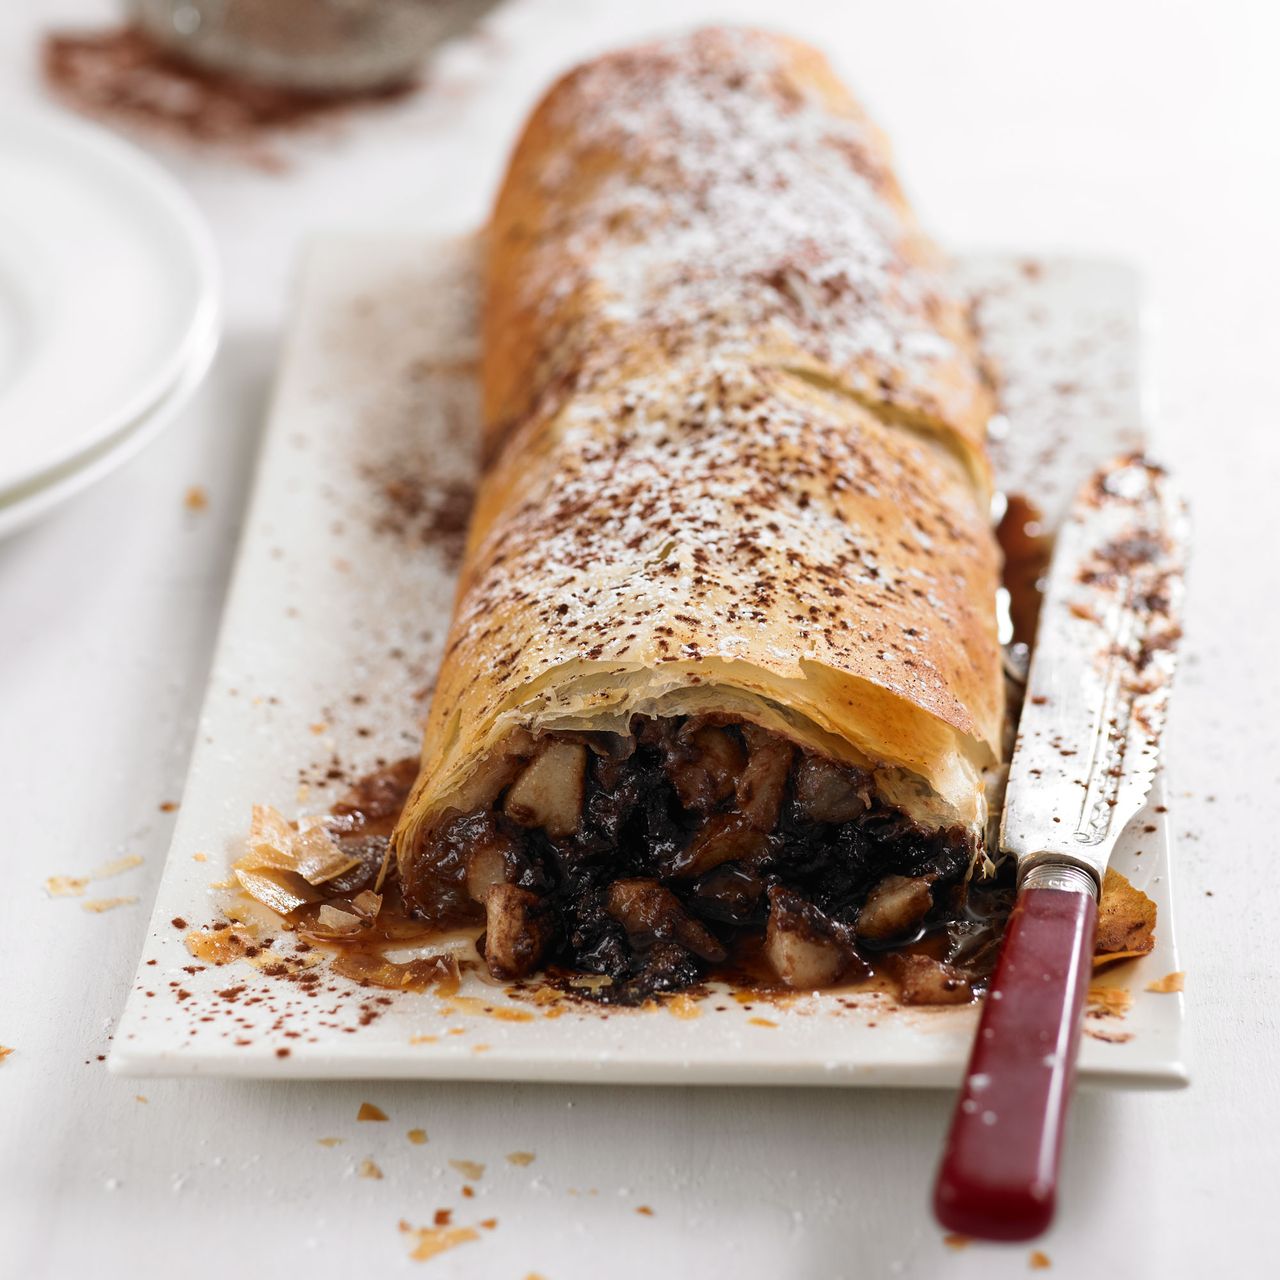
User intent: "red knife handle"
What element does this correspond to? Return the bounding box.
[933,872,1098,1241]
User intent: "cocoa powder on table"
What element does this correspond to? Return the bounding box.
[41,24,417,169]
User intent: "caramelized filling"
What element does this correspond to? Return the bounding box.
[401,717,1002,1004]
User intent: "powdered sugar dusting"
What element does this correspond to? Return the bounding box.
[407,30,1003,817]
[436,359,999,750]
[485,28,991,471]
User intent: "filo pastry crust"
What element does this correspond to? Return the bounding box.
[393,28,1003,916]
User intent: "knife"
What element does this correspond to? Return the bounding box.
[932,454,1188,1241]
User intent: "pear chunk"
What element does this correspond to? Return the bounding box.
[503,740,588,837]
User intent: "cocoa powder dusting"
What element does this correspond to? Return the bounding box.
[369,471,476,569]
[42,25,416,168]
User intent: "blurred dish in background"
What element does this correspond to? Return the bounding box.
[0,111,219,536]
[128,0,497,93]
[43,3,501,170]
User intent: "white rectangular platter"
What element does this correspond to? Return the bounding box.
[111,236,1186,1087]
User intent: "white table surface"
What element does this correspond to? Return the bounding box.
[2,1,1277,1276]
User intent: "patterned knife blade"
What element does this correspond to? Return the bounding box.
[1000,454,1189,884]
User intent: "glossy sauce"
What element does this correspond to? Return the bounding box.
[997,493,1053,646]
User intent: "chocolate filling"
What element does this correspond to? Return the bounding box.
[402,716,984,1004]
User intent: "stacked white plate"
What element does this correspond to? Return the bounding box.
[0,112,220,539]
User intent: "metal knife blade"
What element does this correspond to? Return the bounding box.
[999,454,1189,886]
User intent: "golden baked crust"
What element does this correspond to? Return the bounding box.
[394,28,1002,877]
[484,27,993,481]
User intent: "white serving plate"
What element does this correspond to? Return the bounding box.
[110,236,1186,1087]
[0,111,220,496]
